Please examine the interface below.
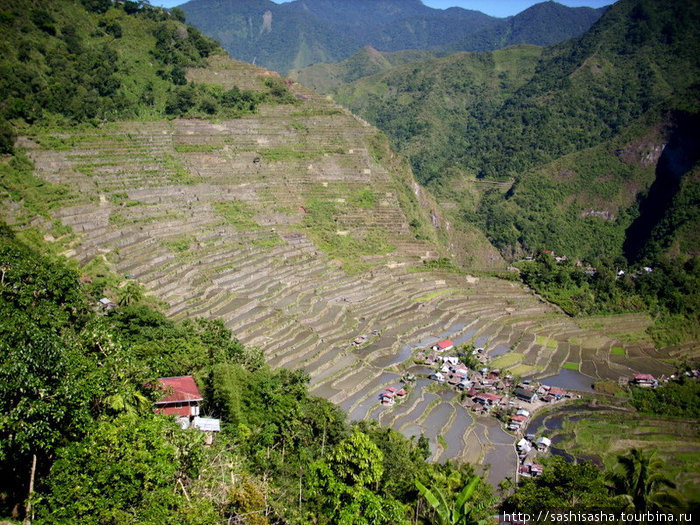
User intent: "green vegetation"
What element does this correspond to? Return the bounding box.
[0,0,303,156]
[611,347,626,356]
[502,452,692,520]
[212,200,259,230]
[518,252,700,346]
[300,198,395,269]
[0,152,78,220]
[490,353,524,370]
[0,224,497,523]
[182,0,601,75]
[562,362,580,371]
[631,379,700,418]
[543,407,700,504]
[535,335,558,349]
[333,0,700,291]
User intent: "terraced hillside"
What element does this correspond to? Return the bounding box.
[2,55,677,485]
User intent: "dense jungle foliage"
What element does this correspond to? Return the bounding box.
[0,0,297,154]
[517,252,700,345]
[0,225,497,524]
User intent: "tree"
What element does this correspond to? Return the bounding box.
[607,449,683,515]
[502,457,616,520]
[37,414,217,524]
[118,280,144,306]
[308,428,410,525]
[0,235,104,519]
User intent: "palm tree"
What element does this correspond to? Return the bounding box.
[607,448,683,516]
[118,281,144,306]
[416,475,494,525]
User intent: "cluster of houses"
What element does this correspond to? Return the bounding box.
[378,386,407,406]
[516,435,551,478]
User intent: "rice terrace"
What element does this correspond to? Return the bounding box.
[5,54,689,485]
[1,0,698,522]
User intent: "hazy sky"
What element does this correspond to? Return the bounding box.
[153,0,616,18]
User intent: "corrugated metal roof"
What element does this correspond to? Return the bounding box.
[155,376,203,404]
[193,417,221,432]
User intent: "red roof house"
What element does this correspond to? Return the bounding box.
[474,393,503,405]
[436,340,454,351]
[632,374,657,387]
[549,388,566,398]
[154,376,203,418]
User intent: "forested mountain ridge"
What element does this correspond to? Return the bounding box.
[1,0,698,522]
[333,0,700,261]
[332,0,700,342]
[179,0,604,74]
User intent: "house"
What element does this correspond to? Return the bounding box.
[549,388,566,399]
[430,371,445,383]
[447,374,462,387]
[529,464,544,476]
[379,390,396,405]
[431,339,454,352]
[154,376,203,421]
[453,366,470,378]
[513,387,537,403]
[395,388,407,398]
[632,374,657,387]
[442,355,460,366]
[510,415,527,423]
[473,393,502,406]
[516,409,530,417]
[98,297,117,310]
[517,438,532,453]
[192,417,221,445]
[535,437,552,451]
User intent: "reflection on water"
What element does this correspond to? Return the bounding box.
[540,368,595,392]
[489,344,510,357]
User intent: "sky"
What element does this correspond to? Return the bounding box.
[153,0,616,18]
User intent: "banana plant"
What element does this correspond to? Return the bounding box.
[416,475,493,525]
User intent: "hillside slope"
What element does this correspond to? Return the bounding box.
[1,0,685,480]
[180,0,602,74]
[333,0,700,265]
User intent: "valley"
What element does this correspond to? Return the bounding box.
[5,56,679,485]
[0,0,697,520]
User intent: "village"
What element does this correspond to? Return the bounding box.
[373,338,675,480]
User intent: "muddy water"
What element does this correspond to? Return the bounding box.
[540,368,595,392]
[453,329,476,346]
[439,406,472,461]
[391,392,439,430]
[422,403,454,440]
[339,372,400,413]
[475,334,491,348]
[489,344,510,357]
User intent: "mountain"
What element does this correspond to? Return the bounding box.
[451,1,608,52]
[289,46,442,94]
[179,0,602,74]
[333,0,700,265]
[1,2,698,520]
